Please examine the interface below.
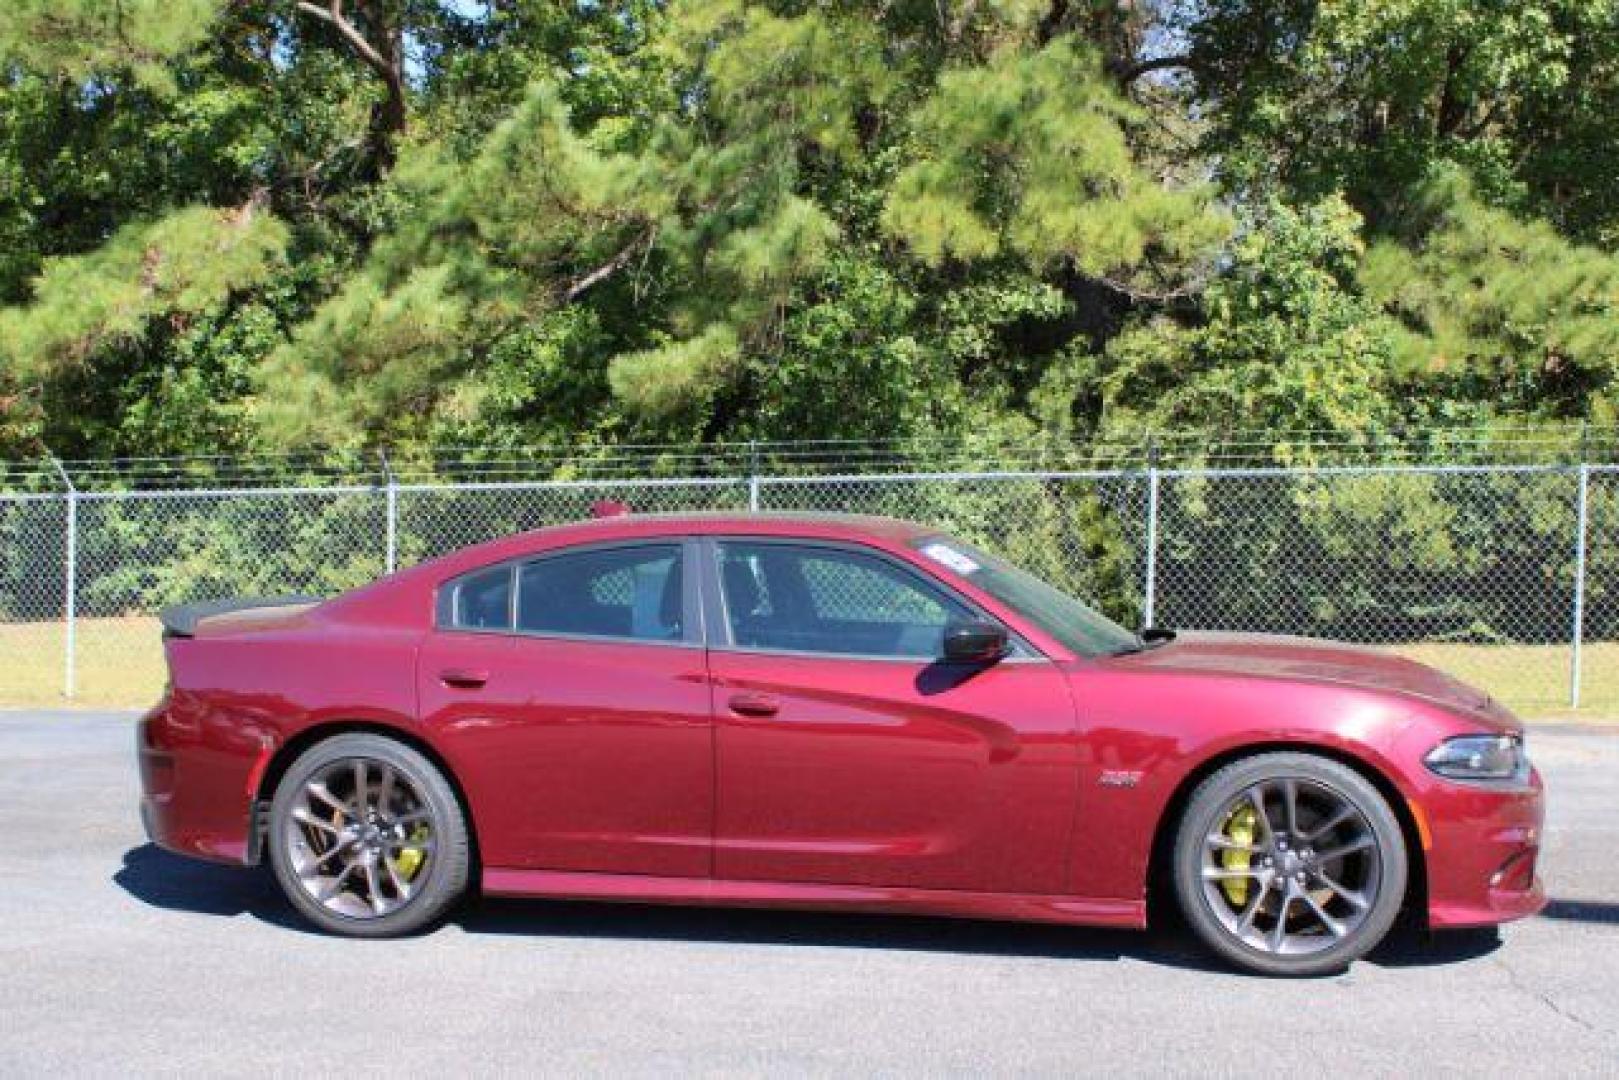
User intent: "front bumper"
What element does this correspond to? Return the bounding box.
[1421,765,1546,928]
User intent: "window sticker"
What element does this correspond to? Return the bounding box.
[920,542,981,575]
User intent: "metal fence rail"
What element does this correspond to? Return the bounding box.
[1,445,1616,714]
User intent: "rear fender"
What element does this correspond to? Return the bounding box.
[145,620,425,864]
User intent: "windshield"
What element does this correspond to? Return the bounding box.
[910,536,1140,658]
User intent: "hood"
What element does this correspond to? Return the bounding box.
[1103,631,1518,731]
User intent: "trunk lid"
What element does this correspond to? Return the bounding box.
[160,595,324,638]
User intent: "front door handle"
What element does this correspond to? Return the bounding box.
[727,692,780,718]
[440,668,489,689]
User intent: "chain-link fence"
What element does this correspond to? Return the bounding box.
[0,438,1613,715]
[1585,465,1619,713]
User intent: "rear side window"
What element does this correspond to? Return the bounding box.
[518,545,685,642]
[440,545,686,642]
[444,565,513,629]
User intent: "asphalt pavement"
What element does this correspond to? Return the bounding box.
[1,711,1616,1076]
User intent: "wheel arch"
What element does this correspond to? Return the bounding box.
[1143,740,1428,930]
[249,720,480,878]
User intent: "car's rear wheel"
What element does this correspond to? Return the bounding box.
[1172,752,1407,976]
[268,734,470,937]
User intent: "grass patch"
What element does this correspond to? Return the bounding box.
[1,616,166,710]
[1391,641,1616,721]
[1,617,1615,721]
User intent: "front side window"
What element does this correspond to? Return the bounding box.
[440,544,686,643]
[717,542,971,658]
[912,536,1137,657]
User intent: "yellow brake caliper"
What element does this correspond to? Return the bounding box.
[394,825,431,881]
[1220,804,1258,906]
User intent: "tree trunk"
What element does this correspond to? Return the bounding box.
[365,0,407,172]
[294,0,408,173]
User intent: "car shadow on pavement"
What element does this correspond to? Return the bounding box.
[457,895,1200,966]
[114,843,308,932]
[1540,898,1619,925]
[1366,925,1502,968]
[113,843,1506,973]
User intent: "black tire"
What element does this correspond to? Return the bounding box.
[1172,752,1408,977]
[268,733,471,937]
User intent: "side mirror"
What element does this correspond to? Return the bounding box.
[941,620,1009,664]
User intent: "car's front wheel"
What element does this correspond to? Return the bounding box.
[1172,751,1408,976]
[268,733,471,937]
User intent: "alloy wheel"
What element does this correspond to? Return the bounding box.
[1199,777,1383,957]
[283,757,438,920]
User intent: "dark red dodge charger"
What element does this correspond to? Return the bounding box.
[138,512,1544,975]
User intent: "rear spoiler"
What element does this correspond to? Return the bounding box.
[160,595,325,639]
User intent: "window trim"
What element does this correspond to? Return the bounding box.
[697,536,1043,663]
[434,538,704,649]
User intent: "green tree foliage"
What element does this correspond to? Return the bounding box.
[883,40,1227,288]
[1190,0,1619,234]
[0,0,1616,462]
[2,201,288,378]
[0,0,223,91]
[255,78,654,444]
[1044,197,1401,441]
[1364,169,1619,421]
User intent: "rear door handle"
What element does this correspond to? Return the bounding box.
[727,692,780,718]
[439,668,489,689]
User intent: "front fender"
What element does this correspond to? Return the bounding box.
[1063,669,1432,904]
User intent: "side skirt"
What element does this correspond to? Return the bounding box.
[482,868,1146,929]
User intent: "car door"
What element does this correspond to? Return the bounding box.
[417,540,713,877]
[703,538,1081,895]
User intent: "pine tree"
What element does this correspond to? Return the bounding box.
[1061,197,1401,440]
[2,0,1616,457]
[1363,168,1619,420]
[3,200,287,378]
[883,39,1227,294]
[0,0,223,91]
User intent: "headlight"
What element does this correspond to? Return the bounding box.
[1424,733,1528,782]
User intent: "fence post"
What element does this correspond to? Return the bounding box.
[747,441,761,512]
[1570,460,1591,709]
[1143,441,1161,629]
[380,450,398,574]
[48,455,77,700]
